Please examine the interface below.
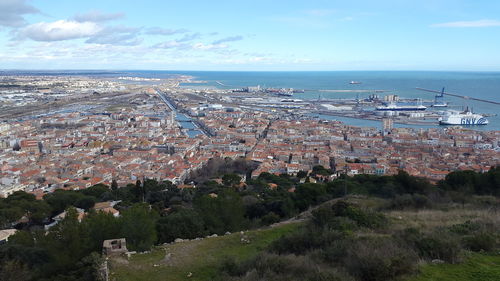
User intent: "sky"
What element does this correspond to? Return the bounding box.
[0,0,500,71]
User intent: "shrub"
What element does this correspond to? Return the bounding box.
[220,256,248,277]
[270,227,345,255]
[390,194,413,209]
[463,232,497,252]
[326,217,358,233]
[390,194,430,210]
[312,206,359,232]
[261,212,280,225]
[311,205,335,227]
[222,252,355,281]
[449,220,483,235]
[331,201,388,229]
[318,238,352,264]
[343,238,417,281]
[397,228,462,263]
[412,194,430,209]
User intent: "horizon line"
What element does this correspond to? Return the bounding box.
[2,69,500,73]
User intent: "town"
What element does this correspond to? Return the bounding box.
[1,75,499,198]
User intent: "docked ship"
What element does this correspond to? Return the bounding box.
[376,101,427,111]
[439,109,488,125]
[276,90,293,97]
[266,88,295,96]
[431,101,448,107]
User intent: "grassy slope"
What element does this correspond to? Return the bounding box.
[408,253,500,281]
[109,222,301,281]
[110,197,500,281]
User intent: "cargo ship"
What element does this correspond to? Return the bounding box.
[349,81,362,84]
[439,109,488,125]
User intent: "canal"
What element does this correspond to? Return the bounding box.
[176,113,204,138]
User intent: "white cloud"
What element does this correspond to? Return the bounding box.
[154,41,227,51]
[177,32,202,42]
[22,20,102,41]
[212,35,243,44]
[74,10,124,22]
[145,27,188,35]
[86,25,142,46]
[192,42,227,50]
[0,0,39,27]
[431,19,500,28]
[154,40,190,49]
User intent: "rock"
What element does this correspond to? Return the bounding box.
[225,232,231,235]
[210,234,218,238]
[187,272,193,278]
[125,251,136,259]
[431,259,445,264]
[174,238,184,243]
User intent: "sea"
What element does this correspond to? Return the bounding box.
[2,70,499,131]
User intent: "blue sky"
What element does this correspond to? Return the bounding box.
[0,0,500,70]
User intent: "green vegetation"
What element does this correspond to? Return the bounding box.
[0,162,499,281]
[222,199,500,281]
[110,223,301,281]
[407,253,500,281]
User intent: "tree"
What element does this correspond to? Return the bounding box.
[111,180,118,191]
[81,184,109,199]
[156,209,205,243]
[0,191,51,226]
[75,196,96,211]
[222,173,242,187]
[293,183,327,211]
[0,260,31,281]
[42,208,91,273]
[297,171,308,179]
[7,231,35,247]
[44,190,86,215]
[312,165,331,176]
[120,204,158,251]
[194,190,246,234]
[12,143,21,151]
[79,211,120,253]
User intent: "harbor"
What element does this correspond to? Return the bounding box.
[219,86,491,128]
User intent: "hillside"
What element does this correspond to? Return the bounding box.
[109,222,301,281]
[109,196,500,281]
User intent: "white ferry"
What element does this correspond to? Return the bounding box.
[439,110,488,125]
[431,101,448,108]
